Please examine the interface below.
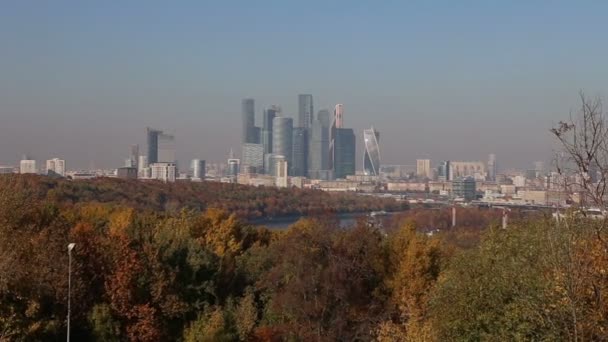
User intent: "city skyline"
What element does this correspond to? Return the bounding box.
[2,2,608,168]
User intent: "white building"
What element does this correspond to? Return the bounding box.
[150,162,176,182]
[20,159,37,174]
[0,166,14,174]
[46,158,66,177]
[416,159,432,179]
[275,159,289,188]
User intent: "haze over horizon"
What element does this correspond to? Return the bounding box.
[2,1,608,170]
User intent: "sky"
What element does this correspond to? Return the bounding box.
[2,1,608,170]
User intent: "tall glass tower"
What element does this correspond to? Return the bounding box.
[272,117,293,170]
[291,127,308,177]
[242,98,257,144]
[363,127,380,176]
[262,106,279,155]
[298,94,314,129]
[146,128,161,164]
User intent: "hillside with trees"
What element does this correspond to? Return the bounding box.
[1,173,607,341]
[0,175,406,219]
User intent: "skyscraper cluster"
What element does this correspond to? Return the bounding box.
[241,96,360,180]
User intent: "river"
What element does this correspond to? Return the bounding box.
[249,211,403,230]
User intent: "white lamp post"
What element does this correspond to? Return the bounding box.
[67,243,75,342]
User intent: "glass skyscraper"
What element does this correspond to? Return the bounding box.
[298,94,314,129]
[262,106,279,155]
[146,128,161,164]
[272,116,293,170]
[242,98,259,144]
[291,127,308,177]
[331,127,356,179]
[308,110,330,178]
[363,127,380,176]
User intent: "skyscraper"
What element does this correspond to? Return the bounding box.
[242,143,264,173]
[308,112,330,178]
[158,132,176,163]
[130,144,139,168]
[262,106,280,155]
[317,109,330,129]
[298,94,314,129]
[438,161,452,181]
[333,104,344,128]
[146,128,161,164]
[242,98,259,144]
[363,127,381,176]
[331,128,356,179]
[487,153,496,181]
[291,127,308,177]
[272,116,293,170]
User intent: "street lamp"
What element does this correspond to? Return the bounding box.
[67,243,75,342]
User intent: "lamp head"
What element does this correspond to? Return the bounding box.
[67,243,76,251]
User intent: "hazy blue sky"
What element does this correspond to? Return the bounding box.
[2,1,608,170]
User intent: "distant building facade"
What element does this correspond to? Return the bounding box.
[242,143,264,173]
[150,162,176,182]
[487,154,497,181]
[20,159,37,174]
[416,159,432,179]
[46,158,66,177]
[452,177,477,201]
[191,159,206,179]
[438,161,451,181]
[272,117,293,170]
[298,94,314,129]
[331,128,356,179]
[242,98,260,144]
[117,167,138,180]
[291,127,308,177]
[363,127,380,176]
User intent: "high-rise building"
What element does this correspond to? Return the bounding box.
[242,98,260,144]
[146,128,161,164]
[147,128,175,164]
[275,158,289,188]
[333,104,344,128]
[452,177,477,201]
[291,127,308,177]
[262,106,280,156]
[450,161,486,179]
[150,162,176,182]
[331,128,356,179]
[46,158,66,177]
[416,159,432,179]
[138,155,148,170]
[191,159,206,179]
[158,132,175,163]
[363,127,381,176]
[438,161,451,181]
[487,153,496,181]
[227,159,240,177]
[298,94,314,128]
[265,154,284,177]
[308,112,330,178]
[317,109,330,129]
[272,116,293,170]
[242,143,264,173]
[129,144,139,168]
[20,159,37,174]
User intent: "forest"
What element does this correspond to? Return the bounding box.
[1,173,607,341]
[0,175,405,219]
